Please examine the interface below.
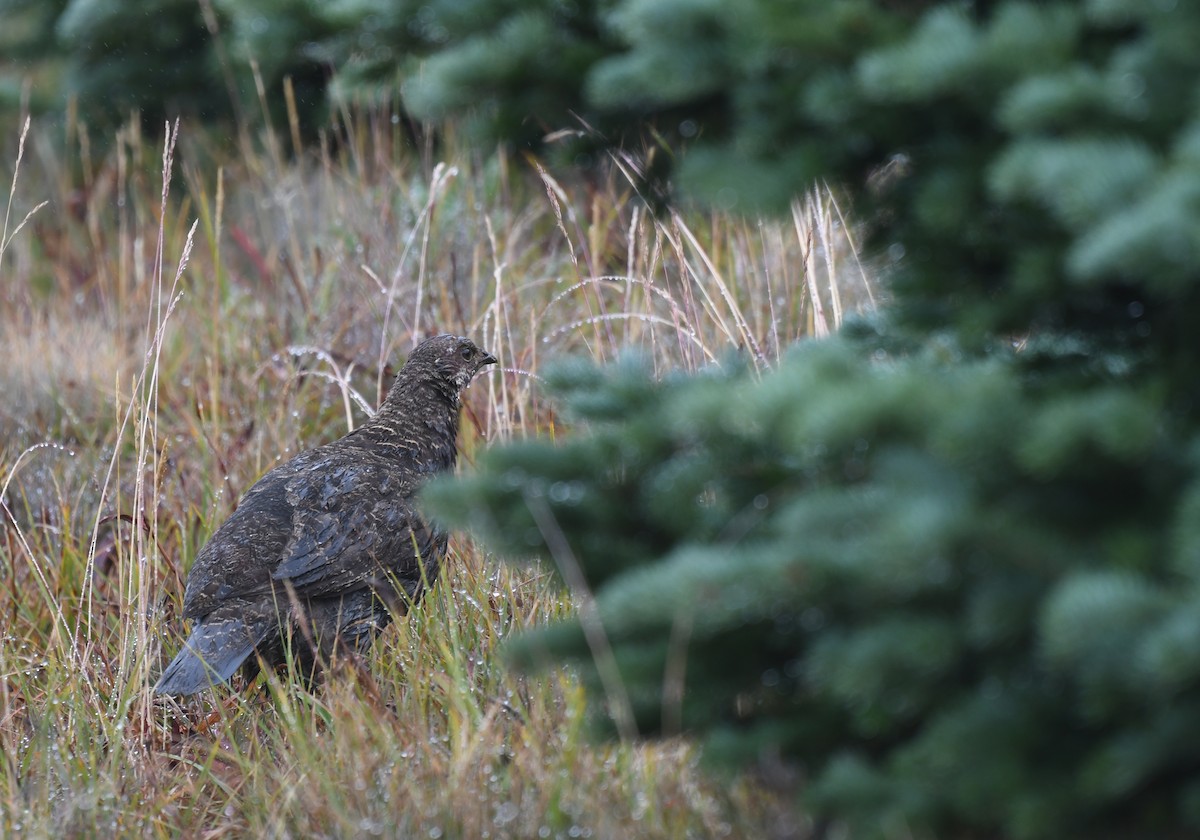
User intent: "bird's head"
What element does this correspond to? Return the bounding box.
[405,334,498,395]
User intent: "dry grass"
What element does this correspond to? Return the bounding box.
[0,104,871,838]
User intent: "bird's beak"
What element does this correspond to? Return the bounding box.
[480,350,498,367]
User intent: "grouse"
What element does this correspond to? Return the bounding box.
[155,334,497,695]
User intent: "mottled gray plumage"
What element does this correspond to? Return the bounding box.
[155,334,496,696]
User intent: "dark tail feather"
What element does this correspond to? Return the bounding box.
[155,616,270,696]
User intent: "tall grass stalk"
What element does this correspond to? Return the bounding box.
[0,116,48,276]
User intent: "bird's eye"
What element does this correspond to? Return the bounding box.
[460,346,475,360]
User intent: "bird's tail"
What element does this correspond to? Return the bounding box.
[154,614,272,696]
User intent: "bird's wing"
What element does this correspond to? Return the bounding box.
[180,446,445,621]
[269,455,445,599]
[180,459,300,620]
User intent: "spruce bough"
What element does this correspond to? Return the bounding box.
[422,3,1200,838]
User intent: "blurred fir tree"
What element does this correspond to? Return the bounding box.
[54,0,226,127]
[420,3,1200,838]
[0,0,71,111]
[2,0,342,132]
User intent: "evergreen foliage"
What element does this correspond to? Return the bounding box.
[2,0,335,128]
[421,3,1200,837]
[0,0,69,65]
[55,0,223,126]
